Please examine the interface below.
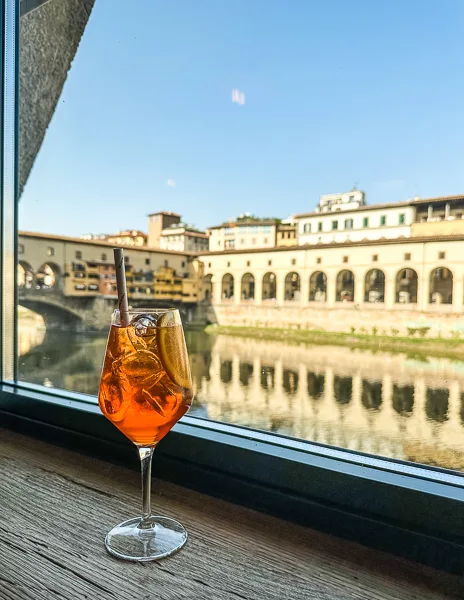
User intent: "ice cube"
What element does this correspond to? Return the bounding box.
[142,380,180,417]
[112,349,164,386]
[132,314,158,337]
[100,377,131,422]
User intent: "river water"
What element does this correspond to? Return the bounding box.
[18,320,464,472]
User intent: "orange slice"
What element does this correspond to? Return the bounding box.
[156,315,192,389]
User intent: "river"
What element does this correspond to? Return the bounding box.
[18,318,464,472]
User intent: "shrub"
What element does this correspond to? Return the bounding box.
[350,326,356,334]
[390,328,399,336]
[407,327,417,337]
[450,331,461,339]
[372,327,378,336]
[416,327,430,338]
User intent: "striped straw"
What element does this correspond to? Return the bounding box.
[113,248,130,327]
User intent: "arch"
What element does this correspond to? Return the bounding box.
[309,271,327,302]
[262,272,276,300]
[396,268,418,303]
[283,368,299,396]
[18,260,34,289]
[364,269,385,303]
[204,274,213,300]
[36,262,61,289]
[221,273,234,300]
[336,270,355,302]
[430,268,453,304]
[241,273,255,300]
[284,272,300,301]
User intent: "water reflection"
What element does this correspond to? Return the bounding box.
[18,319,464,471]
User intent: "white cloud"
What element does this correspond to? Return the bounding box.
[232,88,245,106]
[166,179,176,187]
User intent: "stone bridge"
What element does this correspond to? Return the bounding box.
[18,288,212,331]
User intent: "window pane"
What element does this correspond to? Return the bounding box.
[17,0,464,473]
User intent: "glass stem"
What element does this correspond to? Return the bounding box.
[138,446,155,529]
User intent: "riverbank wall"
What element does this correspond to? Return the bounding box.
[209,303,464,338]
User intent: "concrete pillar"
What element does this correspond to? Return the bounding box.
[254,274,262,306]
[385,276,396,309]
[276,273,285,306]
[234,274,241,305]
[453,276,463,314]
[213,276,222,304]
[354,271,364,304]
[418,270,429,312]
[427,205,433,220]
[326,274,336,307]
[445,203,450,219]
[300,274,309,306]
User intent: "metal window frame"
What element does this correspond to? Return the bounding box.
[1,0,464,575]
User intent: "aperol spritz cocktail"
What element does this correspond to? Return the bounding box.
[98,308,193,561]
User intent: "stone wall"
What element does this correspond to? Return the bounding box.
[210,303,464,337]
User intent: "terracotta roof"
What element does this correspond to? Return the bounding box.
[207,219,278,231]
[18,230,194,256]
[199,233,464,257]
[293,194,464,220]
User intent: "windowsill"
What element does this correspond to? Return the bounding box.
[1,426,463,598]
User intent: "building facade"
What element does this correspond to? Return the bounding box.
[160,224,209,253]
[208,219,278,251]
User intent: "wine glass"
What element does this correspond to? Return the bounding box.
[98,308,193,561]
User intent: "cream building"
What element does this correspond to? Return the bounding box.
[160,224,209,253]
[208,218,278,251]
[200,232,464,335]
[295,192,464,246]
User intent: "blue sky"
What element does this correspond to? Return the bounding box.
[19,0,464,236]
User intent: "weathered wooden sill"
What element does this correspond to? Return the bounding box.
[0,428,462,600]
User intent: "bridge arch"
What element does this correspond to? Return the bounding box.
[18,260,34,289]
[36,262,61,290]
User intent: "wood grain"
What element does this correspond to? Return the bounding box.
[0,427,462,600]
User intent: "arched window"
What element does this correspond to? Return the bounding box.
[395,268,418,303]
[309,271,327,302]
[241,273,255,300]
[262,272,276,300]
[284,272,300,301]
[17,261,34,289]
[364,269,385,303]
[336,270,355,302]
[429,268,453,304]
[36,263,60,289]
[221,273,234,300]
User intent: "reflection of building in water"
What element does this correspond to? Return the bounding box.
[196,335,464,470]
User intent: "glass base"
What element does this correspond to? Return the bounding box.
[105,516,188,561]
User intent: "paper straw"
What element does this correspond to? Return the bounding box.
[113,248,130,327]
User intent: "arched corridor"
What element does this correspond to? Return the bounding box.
[430,268,453,304]
[336,270,355,302]
[396,269,418,304]
[364,269,385,303]
[284,272,300,301]
[221,273,234,301]
[241,273,255,300]
[309,271,327,302]
[262,272,276,301]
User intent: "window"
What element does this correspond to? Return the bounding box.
[208,262,212,268]
[264,238,268,244]
[331,221,338,230]
[101,253,107,261]
[75,251,82,259]
[344,218,354,230]
[145,258,150,265]
[125,255,129,264]
[291,258,296,265]
[404,253,411,261]
[343,256,349,263]
[372,254,378,262]
[227,262,231,267]
[47,246,54,256]
[439,251,445,259]
[303,223,311,233]
[252,238,257,244]
[363,217,369,228]
[182,261,185,267]
[9,0,461,572]
[380,215,386,226]
[399,213,405,224]
[18,244,24,254]
[246,261,251,267]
